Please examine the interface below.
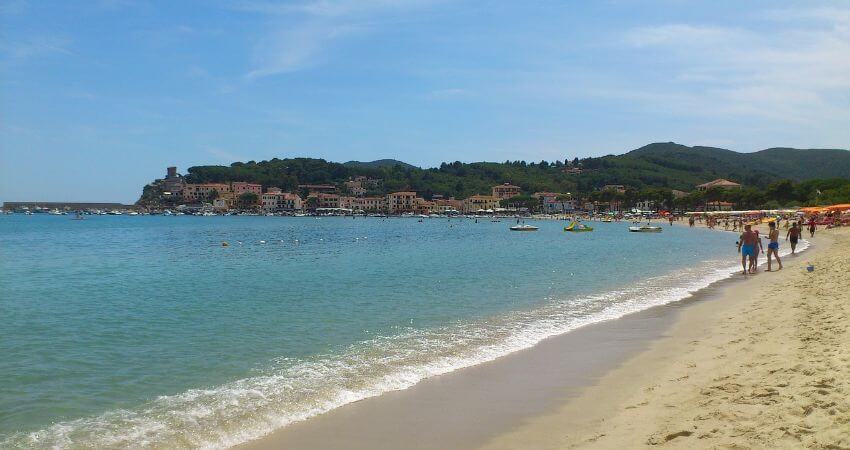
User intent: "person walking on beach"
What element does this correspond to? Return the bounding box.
[786,221,800,254]
[766,221,783,271]
[749,227,764,273]
[808,218,817,237]
[738,224,758,275]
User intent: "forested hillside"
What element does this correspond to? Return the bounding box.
[179,143,850,200]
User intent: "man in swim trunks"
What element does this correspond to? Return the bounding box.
[786,221,800,254]
[766,221,783,271]
[738,224,758,275]
[749,228,764,273]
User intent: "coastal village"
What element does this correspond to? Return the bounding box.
[130,166,744,216]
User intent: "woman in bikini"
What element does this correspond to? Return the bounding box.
[766,221,783,271]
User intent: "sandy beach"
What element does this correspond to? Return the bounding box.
[236,223,850,450]
[482,225,850,449]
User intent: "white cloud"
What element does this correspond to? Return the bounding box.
[624,24,746,48]
[237,0,442,79]
[207,147,247,163]
[0,0,28,15]
[245,21,362,79]
[615,8,850,125]
[0,36,72,60]
[426,88,471,99]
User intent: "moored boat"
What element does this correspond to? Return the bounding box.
[564,221,593,232]
[510,224,539,231]
[628,225,663,233]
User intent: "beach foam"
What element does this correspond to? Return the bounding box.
[3,238,809,450]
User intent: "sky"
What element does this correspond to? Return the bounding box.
[1,0,849,203]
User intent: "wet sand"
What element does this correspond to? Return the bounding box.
[237,291,706,449]
[237,224,849,450]
[482,226,850,449]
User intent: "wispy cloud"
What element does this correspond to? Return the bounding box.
[612,8,850,124]
[245,21,362,79]
[0,0,28,15]
[0,36,72,60]
[624,24,746,48]
[426,88,471,99]
[207,147,248,163]
[237,0,442,79]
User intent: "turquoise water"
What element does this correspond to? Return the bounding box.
[1,215,744,448]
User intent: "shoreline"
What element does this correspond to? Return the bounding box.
[236,276,743,450]
[481,226,850,448]
[235,224,827,449]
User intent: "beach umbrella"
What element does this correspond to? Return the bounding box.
[825,203,850,212]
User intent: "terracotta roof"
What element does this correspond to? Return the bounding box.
[697,179,741,188]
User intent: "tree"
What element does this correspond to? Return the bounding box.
[305,196,319,210]
[504,195,540,212]
[765,179,795,205]
[238,192,259,208]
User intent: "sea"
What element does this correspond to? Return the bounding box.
[0,215,803,449]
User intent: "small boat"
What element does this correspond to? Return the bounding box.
[510,224,539,231]
[564,221,593,232]
[629,225,663,233]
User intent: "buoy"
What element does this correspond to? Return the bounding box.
[222,242,229,247]
[259,240,266,244]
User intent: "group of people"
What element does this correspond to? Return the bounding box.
[737,221,805,275]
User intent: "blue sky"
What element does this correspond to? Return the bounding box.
[1,0,849,203]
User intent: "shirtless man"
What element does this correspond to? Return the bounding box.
[749,228,764,273]
[786,221,800,254]
[766,221,783,271]
[738,224,758,275]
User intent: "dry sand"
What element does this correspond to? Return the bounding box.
[481,226,850,449]
[236,222,849,450]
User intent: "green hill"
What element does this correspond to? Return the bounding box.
[165,143,849,201]
[344,159,419,170]
[617,142,850,186]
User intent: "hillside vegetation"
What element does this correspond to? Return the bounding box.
[180,143,850,202]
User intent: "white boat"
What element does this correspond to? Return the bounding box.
[510,224,539,231]
[629,225,663,233]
